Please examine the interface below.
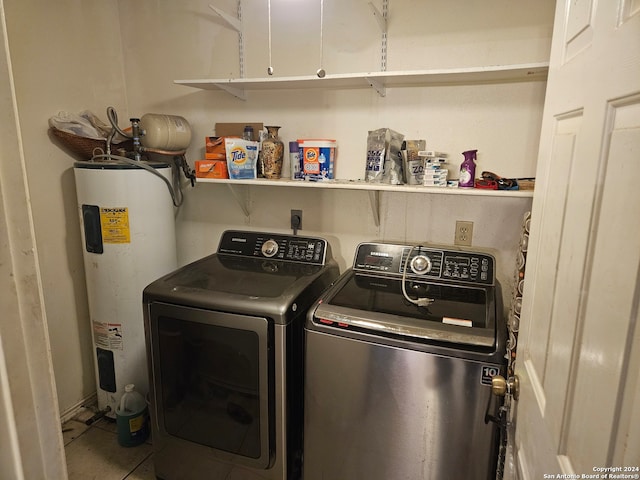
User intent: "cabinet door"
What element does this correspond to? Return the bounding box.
[514,0,640,476]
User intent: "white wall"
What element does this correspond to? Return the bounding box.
[4,0,128,415]
[4,0,554,417]
[118,0,553,289]
[0,0,67,475]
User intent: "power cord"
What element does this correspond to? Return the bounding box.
[401,245,435,307]
[291,214,301,235]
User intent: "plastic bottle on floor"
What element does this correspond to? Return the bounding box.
[116,384,149,447]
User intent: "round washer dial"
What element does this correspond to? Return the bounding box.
[261,239,279,257]
[410,255,432,274]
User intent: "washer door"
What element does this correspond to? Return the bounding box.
[148,302,273,469]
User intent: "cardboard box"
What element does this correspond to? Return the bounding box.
[214,123,263,141]
[205,136,227,160]
[195,159,229,179]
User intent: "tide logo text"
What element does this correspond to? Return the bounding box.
[231,147,247,164]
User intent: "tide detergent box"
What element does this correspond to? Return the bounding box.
[298,139,336,181]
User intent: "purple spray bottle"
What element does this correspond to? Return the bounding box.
[459,149,477,188]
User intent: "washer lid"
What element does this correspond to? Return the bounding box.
[332,274,488,326]
[313,271,497,348]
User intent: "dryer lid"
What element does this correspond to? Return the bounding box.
[160,254,326,298]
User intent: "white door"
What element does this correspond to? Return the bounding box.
[513,0,640,477]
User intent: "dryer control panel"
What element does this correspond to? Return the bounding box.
[218,230,329,265]
[353,242,494,285]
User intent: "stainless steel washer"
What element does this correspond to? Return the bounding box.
[143,230,339,480]
[303,242,506,480]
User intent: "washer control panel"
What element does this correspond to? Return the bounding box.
[218,230,328,265]
[354,242,494,285]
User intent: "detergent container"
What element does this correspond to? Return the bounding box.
[116,384,149,447]
[298,139,336,181]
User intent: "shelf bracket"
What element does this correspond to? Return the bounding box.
[365,76,386,97]
[214,83,247,100]
[368,190,381,227]
[209,4,241,31]
[209,2,245,78]
[368,1,387,33]
[226,184,251,216]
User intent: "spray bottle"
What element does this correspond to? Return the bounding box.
[459,149,477,188]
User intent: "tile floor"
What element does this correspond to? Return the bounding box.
[63,408,155,480]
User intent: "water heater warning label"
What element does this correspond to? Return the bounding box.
[100,207,130,244]
[93,321,123,350]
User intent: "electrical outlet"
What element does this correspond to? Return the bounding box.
[455,221,474,246]
[291,209,302,233]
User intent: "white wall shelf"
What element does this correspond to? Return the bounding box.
[175,62,549,100]
[196,178,534,226]
[185,62,542,221]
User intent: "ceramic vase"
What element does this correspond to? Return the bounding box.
[262,126,284,179]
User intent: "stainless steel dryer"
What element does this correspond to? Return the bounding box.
[304,242,506,480]
[143,230,339,480]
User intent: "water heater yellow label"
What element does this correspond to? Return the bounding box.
[100,207,130,244]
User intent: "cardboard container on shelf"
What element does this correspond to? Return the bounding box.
[297,139,336,181]
[195,159,229,179]
[205,136,228,160]
[215,122,263,140]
